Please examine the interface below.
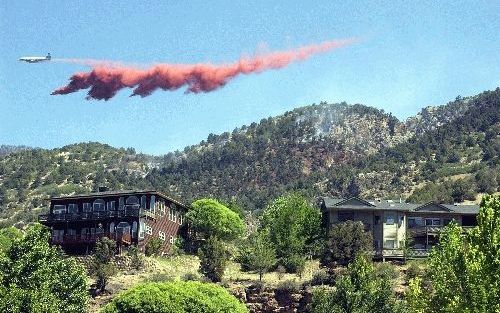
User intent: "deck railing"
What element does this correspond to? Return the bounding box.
[39,207,145,222]
[50,232,132,245]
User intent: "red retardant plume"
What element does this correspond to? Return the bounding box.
[51,38,357,100]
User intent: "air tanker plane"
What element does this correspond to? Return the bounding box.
[19,53,51,63]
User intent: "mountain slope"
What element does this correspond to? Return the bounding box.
[0,88,498,226]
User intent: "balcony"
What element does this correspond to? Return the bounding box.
[50,232,132,245]
[39,207,145,223]
[407,225,474,237]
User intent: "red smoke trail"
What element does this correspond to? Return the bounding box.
[52,38,357,100]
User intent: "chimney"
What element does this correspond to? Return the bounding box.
[98,186,109,192]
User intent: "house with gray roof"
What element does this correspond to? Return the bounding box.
[320,196,479,259]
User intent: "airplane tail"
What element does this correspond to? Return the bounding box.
[46,53,51,60]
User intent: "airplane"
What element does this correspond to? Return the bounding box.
[19,53,51,63]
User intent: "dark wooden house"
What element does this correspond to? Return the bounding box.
[38,189,188,255]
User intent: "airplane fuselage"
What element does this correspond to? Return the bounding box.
[19,54,51,63]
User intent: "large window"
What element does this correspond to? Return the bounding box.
[425,218,441,226]
[53,205,66,214]
[83,203,91,212]
[67,204,78,214]
[149,195,156,212]
[338,212,354,222]
[107,201,115,211]
[93,199,105,211]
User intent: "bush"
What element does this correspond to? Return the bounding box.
[146,273,175,283]
[181,272,201,282]
[375,262,399,280]
[145,238,162,257]
[276,279,300,293]
[405,261,424,282]
[90,237,117,292]
[322,221,372,265]
[127,246,144,270]
[101,281,248,313]
[261,193,322,273]
[0,224,88,313]
[311,269,331,286]
[199,236,227,282]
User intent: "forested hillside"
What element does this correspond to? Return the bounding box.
[0,88,498,225]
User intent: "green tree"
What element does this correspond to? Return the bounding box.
[0,227,22,253]
[145,238,162,256]
[198,236,227,282]
[89,237,117,292]
[261,193,322,272]
[322,221,373,265]
[406,195,500,313]
[0,224,88,313]
[101,281,248,313]
[312,255,403,313]
[186,198,245,241]
[239,229,277,281]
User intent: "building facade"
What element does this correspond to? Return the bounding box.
[320,197,479,259]
[38,189,188,255]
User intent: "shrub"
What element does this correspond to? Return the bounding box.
[146,273,175,283]
[322,221,372,265]
[181,272,201,282]
[89,237,117,292]
[0,224,88,313]
[145,238,162,257]
[312,255,403,313]
[127,245,144,270]
[405,261,424,282]
[311,269,331,286]
[276,279,300,293]
[276,265,286,280]
[375,262,399,280]
[101,281,248,313]
[199,236,227,282]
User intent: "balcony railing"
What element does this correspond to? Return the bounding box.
[50,232,132,245]
[39,207,145,223]
[407,225,475,236]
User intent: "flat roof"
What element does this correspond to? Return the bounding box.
[50,189,188,208]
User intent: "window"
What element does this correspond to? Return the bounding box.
[93,199,105,211]
[109,222,115,233]
[169,236,175,244]
[178,214,183,225]
[126,196,139,205]
[141,195,147,209]
[385,214,395,225]
[139,221,145,239]
[159,231,166,241]
[83,203,91,212]
[374,216,380,225]
[81,228,89,235]
[67,229,76,236]
[157,201,166,217]
[338,212,354,222]
[145,225,153,235]
[172,209,177,223]
[384,239,395,249]
[150,195,156,212]
[119,197,125,210]
[53,205,66,214]
[107,201,115,211]
[408,218,416,228]
[425,218,441,226]
[132,221,138,238]
[67,204,78,214]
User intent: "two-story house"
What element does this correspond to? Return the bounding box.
[38,189,188,255]
[320,196,479,259]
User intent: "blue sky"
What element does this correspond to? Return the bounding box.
[1,1,498,155]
